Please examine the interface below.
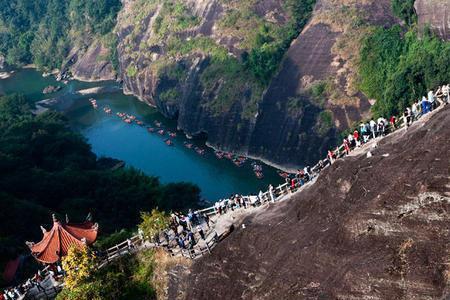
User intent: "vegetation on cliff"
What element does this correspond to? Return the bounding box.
[57,246,157,300]
[359,23,450,117]
[0,94,200,273]
[119,0,316,118]
[0,0,121,69]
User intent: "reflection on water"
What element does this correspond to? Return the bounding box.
[0,69,283,201]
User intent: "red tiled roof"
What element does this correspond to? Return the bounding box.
[28,216,98,264]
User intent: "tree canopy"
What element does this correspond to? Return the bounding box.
[0,0,121,69]
[0,94,200,271]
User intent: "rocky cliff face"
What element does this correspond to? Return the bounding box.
[181,106,450,299]
[62,39,117,82]
[415,0,450,40]
[69,41,117,82]
[113,0,397,167]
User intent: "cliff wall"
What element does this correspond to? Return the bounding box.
[182,105,450,300]
[111,0,399,168]
[415,0,450,40]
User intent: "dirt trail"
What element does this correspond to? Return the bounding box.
[176,106,450,299]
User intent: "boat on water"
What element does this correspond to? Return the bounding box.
[233,158,245,167]
[117,112,126,118]
[224,152,233,160]
[277,171,290,178]
[128,115,136,121]
[165,139,174,146]
[252,162,263,172]
[103,107,112,114]
[183,141,193,149]
[135,120,144,126]
[89,98,98,109]
[215,151,224,159]
[124,118,132,124]
[195,147,205,155]
[255,171,264,179]
[154,121,162,128]
[158,129,165,135]
[168,131,177,138]
[147,127,155,133]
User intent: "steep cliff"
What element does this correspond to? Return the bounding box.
[66,40,117,82]
[114,0,398,167]
[181,105,450,299]
[415,0,450,40]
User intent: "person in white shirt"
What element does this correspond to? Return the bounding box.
[442,84,449,104]
[428,90,435,110]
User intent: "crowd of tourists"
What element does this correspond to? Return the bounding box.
[150,210,215,255]
[208,84,450,219]
[325,85,449,164]
[1,264,64,300]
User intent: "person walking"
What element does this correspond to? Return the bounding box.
[269,184,275,202]
[428,90,435,111]
[369,119,377,139]
[196,225,205,240]
[353,130,360,147]
[421,96,429,114]
[443,84,450,104]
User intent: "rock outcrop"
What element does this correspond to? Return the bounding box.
[70,41,116,82]
[114,0,398,167]
[181,106,450,299]
[415,0,450,40]
[63,40,117,82]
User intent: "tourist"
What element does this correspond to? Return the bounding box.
[353,130,360,147]
[421,95,429,114]
[202,213,211,228]
[369,119,377,139]
[196,225,205,240]
[290,178,296,191]
[220,199,227,214]
[214,201,221,215]
[347,133,355,148]
[403,108,410,128]
[186,216,193,231]
[428,90,435,110]
[377,118,386,136]
[443,84,450,104]
[327,150,334,163]
[269,184,275,202]
[343,138,350,155]
[389,115,396,131]
[411,101,419,120]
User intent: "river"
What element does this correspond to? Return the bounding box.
[0,69,284,201]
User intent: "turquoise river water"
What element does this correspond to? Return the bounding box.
[0,69,283,201]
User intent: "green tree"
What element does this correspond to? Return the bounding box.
[139,209,170,240]
[392,0,417,26]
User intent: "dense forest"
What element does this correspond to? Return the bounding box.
[0,0,121,69]
[0,94,200,278]
[358,0,450,118]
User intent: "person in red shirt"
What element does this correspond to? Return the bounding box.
[343,138,350,155]
[327,150,334,163]
[353,130,360,147]
[389,116,396,130]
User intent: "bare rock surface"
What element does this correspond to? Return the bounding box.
[180,106,450,299]
[70,41,116,82]
[415,0,450,40]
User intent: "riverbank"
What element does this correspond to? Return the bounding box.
[0,71,14,79]
[0,68,284,201]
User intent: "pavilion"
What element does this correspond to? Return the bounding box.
[26,214,98,264]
